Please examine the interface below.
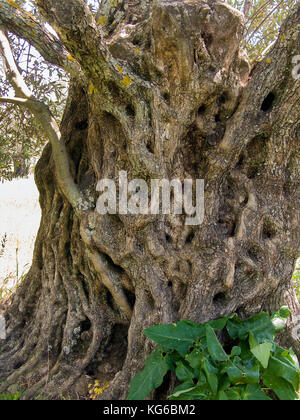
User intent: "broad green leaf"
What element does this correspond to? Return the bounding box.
[169,385,209,400]
[169,381,197,399]
[273,345,299,369]
[206,326,228,362]
[266,356,300,391]
[225,387,243,400]
[175,361,195,382]
[227,312,276,343]
[203,358,219,395]
[218,374,231,392]
[263,373,299,401]
[127,347,169,400]
[144,321,204,354]
[250,342,273,369]
[225,358,260,385]
[217,391,229,400]
[248,331,258,350]
[206,315,233,331]
[185,348,205,370]
[225,384,269,401]
[240,384,270,401]
[230,346,241,357]
[271,306,291,333]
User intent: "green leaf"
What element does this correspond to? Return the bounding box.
[185,348,207,370]
[240,384,270,401]
[217,391,229,400]
[206,315,233,331]
[144,321,204,355]
[271,306,291,333]
[263,373,299,400]
[206,326,228,362]
[225,358,260,385]
[169,385,209,400]
[203,359,219,395]
[266,356,300,391]
[250,342,273,369]
[175,361,195,382]
[127,347,169,400]
[170,382,197,399]
[224,384,269,401]
[230,346,241,357]
[218,374,231,392]
[227,312,276,343]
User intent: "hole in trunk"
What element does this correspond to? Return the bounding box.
[126,104,135,118]
[201,32,213,48]
[213,292,226,304]
[219,93,228,105]
[261,92,275,112]
[163,92,170,103]
[13,362,23,370]
[124,289,136,308]
[185,231,195,244]
[262,219,277,239]
[75,119,88,131]
[166,233,172,243]
[198,105,206,115]
[81,318,92,332]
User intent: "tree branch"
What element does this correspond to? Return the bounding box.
[0,28,84,212]
[0,0,79,74]
[35,0,149,93]
[243,0,253,21]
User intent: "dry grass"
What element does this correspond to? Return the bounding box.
[0,175,41,297]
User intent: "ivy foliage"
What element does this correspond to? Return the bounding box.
[127,307,300,400]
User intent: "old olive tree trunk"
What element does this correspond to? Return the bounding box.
[0,0,299,399]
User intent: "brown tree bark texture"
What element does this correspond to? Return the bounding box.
[0,0,299,400]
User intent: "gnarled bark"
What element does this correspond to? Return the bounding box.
[0,0,299,400]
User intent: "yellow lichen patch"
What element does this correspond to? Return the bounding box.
[25,11,36,20]
[6,0,21,9]
[97,15,108,27]
[116,65,124,73]
[88,380,110,400]
[89,83,98,95]
[122,75,133,87]
[67,54,76,62]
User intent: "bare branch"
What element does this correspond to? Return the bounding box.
[0,29,31,97]
[0,28,84,212]
[0,96,30,105]
[36,0,149,93]
[0,0,79,74]
[243,0,254,20]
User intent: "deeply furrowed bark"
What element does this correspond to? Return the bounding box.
[0,0,299,400]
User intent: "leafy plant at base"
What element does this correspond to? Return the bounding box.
[127,307,300,401]
[0,391,22,400]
